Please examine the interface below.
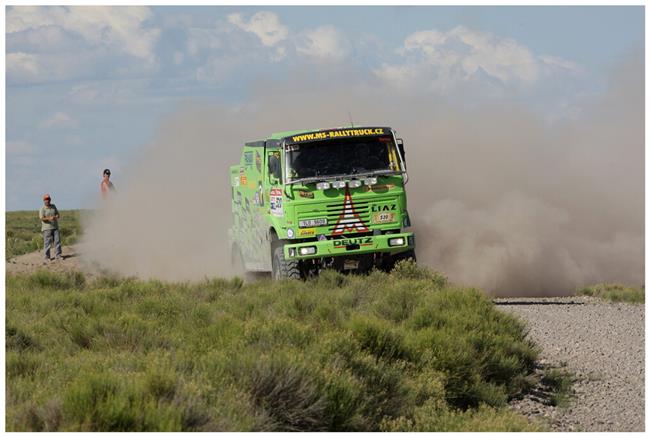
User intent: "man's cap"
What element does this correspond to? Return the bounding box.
[103,168,111,175]
[43,194,51,200]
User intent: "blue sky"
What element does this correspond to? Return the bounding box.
[5,5,644,210]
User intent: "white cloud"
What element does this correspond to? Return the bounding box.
[6,6,160,83]
[39,112,78,129]
[374,26,576,92]
[6,52,41,82]
[296,26,351,62]
[227,11,288,47]
[539,54,580,72]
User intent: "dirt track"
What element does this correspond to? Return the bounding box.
[6,244,93,277]
[497,297,645,431]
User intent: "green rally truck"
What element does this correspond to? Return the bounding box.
[229,126,415,279]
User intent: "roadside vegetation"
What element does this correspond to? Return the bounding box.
[6,262,548,431]
[577,283,644,304]
[541,368,574,408]
[6,210,85,260]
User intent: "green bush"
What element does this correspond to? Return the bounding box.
[578,283,644,303]
[6,269,541,431]
[27,270,85,290]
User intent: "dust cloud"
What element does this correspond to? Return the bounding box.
[82,54,643,294]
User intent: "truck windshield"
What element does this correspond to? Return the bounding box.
[286,135,400,182]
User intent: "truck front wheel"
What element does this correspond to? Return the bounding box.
[271,242,301,280]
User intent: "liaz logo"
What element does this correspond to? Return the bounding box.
[333,237,373,247]
[332,188,369,235]
[371,204,397,212]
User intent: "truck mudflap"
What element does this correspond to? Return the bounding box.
[284,232,415,260]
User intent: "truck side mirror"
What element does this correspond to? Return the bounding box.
[396,138,405,161]
[268,155,282,181]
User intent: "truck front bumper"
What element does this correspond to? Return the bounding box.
[284,232,415,260]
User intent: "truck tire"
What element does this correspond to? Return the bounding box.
[271,242,301,280]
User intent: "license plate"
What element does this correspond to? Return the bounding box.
[299,218,328,228]
[371,212,395,224]
[343,260,359,270]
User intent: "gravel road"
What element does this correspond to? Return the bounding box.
[496,296,644,431]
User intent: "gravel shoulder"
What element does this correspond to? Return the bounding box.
[496,296,645,431]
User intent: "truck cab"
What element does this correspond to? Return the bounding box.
[229,126,415,279]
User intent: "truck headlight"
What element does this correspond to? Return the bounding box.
[316,182,330,190]
[348,180,362,188]
[299,246,317,256]
[388,237,405,246]
[364,177,378,186]
[332,180,346,189]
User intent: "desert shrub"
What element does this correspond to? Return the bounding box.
[345,353,410,428]
[6,351,42,378]
[542,368,574,407]
[6,325,40,351]
[381,400,546,431]
[391,259,448,287]
[26,270,86,290]
[350,316,412,362]
[578,283,644,303]
[246,358,328,431]
[314,269,350,288]
[7,269,540,431]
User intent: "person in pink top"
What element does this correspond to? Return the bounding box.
[100,168,115,200]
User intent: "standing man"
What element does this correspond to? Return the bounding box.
[39,194,62,261]
[100,168,115,200]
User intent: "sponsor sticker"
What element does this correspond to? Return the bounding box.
[298,228,315,237]
[298,190,314,199]
[239,167,247,185]
[270,188,283,217]
[289,128,386,144]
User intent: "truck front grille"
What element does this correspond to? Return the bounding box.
[325,200,370,234]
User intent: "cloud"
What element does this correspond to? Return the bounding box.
[39,112,78,129]
[6,6,160,84]
[539,54,581,72]
[6,52,41,82]
[182,12,292,84]
[375,26,578,92]
[296,26,352,62]
[227,11,288,47]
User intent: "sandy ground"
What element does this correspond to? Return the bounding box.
[6,244,97,278]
